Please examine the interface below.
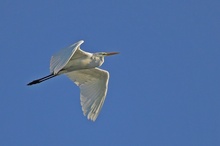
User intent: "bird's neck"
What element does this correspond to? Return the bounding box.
[99,56,104,62]
[92,56,104,67]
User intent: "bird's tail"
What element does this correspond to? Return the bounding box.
[27,74,56,86]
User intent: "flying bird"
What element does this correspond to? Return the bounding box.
[27,40,119,121]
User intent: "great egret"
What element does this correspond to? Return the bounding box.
[27,40,119,121]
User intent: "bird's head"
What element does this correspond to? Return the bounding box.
[92,52,119,66]
[94,52,119,57]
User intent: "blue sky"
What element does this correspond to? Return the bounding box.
[1,0,220,145]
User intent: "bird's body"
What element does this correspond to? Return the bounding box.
[27,40,118,121]
[59,52,104,74]
[50,40,102,74]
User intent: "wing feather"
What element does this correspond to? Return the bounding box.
[50,40,84,74]
[65,68,109,121]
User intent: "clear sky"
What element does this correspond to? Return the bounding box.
[1,0,219,146]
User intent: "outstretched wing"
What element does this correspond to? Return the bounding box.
[50,40,85,74]
[65,68,109,121]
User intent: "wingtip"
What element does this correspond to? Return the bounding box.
[87,116,96,122]
[78,40,84,44]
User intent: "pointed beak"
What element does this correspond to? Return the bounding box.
[105,52,119,56]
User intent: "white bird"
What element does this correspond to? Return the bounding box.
[27,40,119,121]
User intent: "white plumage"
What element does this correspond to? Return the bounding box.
[27,40,119,121]
[66,68,109,121]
